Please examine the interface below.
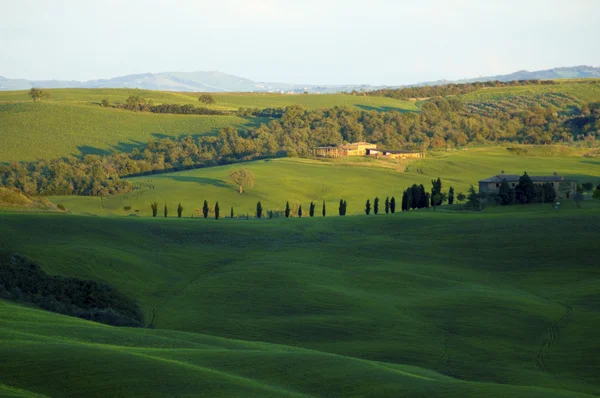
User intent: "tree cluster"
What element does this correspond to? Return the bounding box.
[0,251,144,327]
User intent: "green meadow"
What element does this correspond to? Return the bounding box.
[1,207,599,397]
[1,82,600,396]
[0,89,416,162]
[50,147,600,217]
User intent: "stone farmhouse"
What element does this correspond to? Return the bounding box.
[478,171,577,198]
[313,142,423,159]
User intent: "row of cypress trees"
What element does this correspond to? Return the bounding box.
[365,196,397,215]
[150,178,452,220]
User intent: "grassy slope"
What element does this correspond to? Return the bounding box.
[460,80,600,103]
[50,147,600,217]
[2,302,593,398]
[0,208,599,396]
[0,102,255,162]
[0,89,416,162]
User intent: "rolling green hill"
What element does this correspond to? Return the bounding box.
[1,207,599,396]
[0,89,417,162]
[50,147,600,217]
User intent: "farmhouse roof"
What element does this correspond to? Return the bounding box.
[478,172,576,183]
[372,149,422,154]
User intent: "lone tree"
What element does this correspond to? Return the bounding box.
[229,169,255,194]
[285,201,291,218]
[374,197,379,215]
[309,201,315,217]
[385,197,390,214]
[177,203,183,218]
[151,202,158,217]
[298,205,302,218]
[28,88,50,102]
[322,200,326,217]
[390,196,396,213]
[365,199,371,215]
[164,204,168,218]
[448,187,455,205]
[198,94,216,105]
[467,185,480,209]
[215,202,220,220]
[339,199,347,216]
[431,177,442,206]
[256,201,263,218]
[202,200,209,218]
[230,206,234,218]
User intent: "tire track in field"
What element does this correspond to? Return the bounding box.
[535,305,572,372]
[147,260,230,328]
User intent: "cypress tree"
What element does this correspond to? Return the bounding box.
[448,186,455,205]
[390,196,396,213]
[425,193,431,208]
[215,202,220,220]
[374,197,379,215]
[401,190,407,211]
[339,199,344,216]
[365,199,371,215]
[385,196,390,214]
[285,201,290,218]
[343,200,348,215]
[322,201,326,217]
[177,203,183,218]
[411,184,419,209]
[298,205,302,217]
[164,204,168,218]
[202,200,209,218]
[269,210,273,219]
[151,202,158,217]
[516,172,535,204]
[230,206,234,218]
[309,201,315,217]
[419,184,427,208]
[497,179,513,205]
[256,201,263,218]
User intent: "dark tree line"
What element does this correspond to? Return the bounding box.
[494,172,557,205]
[0,251,144,327]
[3,96,599,197]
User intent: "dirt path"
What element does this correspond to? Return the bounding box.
[535,306,572,372]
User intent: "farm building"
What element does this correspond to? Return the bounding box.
[478,171,576,198]
[366,148,424,159]
[313,142,377,158]
[313,142,423,159]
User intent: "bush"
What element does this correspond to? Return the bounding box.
[57,203,66,211]
[124,206,131,211]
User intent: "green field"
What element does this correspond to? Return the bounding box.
[460,80,600,103]
[0,89,417,162]
[50,147,600,217]
[0,102,256,162]
[1,207,599,396]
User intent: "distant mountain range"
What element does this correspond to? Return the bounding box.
[1,66,599,93]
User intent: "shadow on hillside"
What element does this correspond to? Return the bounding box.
[166,176,228,188]
[355,105,417,113]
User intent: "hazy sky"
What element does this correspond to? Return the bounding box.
[2,0,599,85]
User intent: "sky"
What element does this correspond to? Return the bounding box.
[1,0,599,85]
